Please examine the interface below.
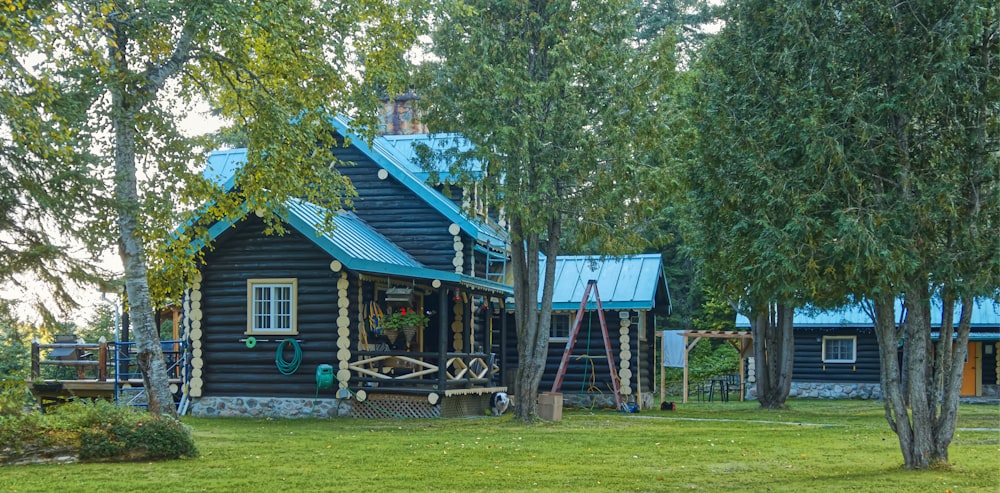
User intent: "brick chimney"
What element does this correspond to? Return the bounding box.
[379,92,427,135]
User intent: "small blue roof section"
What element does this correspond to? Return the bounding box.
[378,133,481,182]
[204,148,246,190]
[541,254,669,312]
[735,299,1000,329]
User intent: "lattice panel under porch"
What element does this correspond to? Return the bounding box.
[348,394,441,419]
[439,393,490,418]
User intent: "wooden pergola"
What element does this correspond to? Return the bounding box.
[658,330,754,403]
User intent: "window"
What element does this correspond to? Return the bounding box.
[550,314,572,340]
[822,336,856,363]
[247,278,298,334]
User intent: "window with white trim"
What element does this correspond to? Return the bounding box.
[550,314,571,340]
[822,336,856,363]
[247,278,298,335]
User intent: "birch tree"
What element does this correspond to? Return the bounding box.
[1,0,423,416]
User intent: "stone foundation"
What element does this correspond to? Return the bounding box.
[982,384,999,398]
[190,396,351,418]
[560,391,654,410]
[745,382,883,400]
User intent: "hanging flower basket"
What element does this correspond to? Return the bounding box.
[382,307,428,345]
[402,325,418,343]
[384,329,400,343]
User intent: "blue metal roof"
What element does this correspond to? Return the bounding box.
[201,125,508,247]
[203,197,512,294]
[204,148,245,190]
[378,133,481,182]
[284,199,423,269]
[734,299,1000,328]
[540,254,669,311]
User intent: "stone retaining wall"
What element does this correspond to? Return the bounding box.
[746,382,883,400]
[190,396,350,418]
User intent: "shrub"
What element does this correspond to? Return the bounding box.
[0,374,32,417]
[52,401,198,461]
[79,417,197,460]
[128,417,198,459]
[2,401,197,463]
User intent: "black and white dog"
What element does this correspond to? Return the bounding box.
[491,392,511,416]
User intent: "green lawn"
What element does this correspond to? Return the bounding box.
[2,399,997,492]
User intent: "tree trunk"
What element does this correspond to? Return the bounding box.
[872,285,971,469]
[931,296,972,464]
[110,64,177,419]
[511,217,560,422]
[750,303,794,409]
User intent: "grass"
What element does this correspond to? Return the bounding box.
[1,399,997,492]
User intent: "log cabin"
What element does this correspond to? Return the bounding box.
[179,99,672,418]
[735,301,1000,400]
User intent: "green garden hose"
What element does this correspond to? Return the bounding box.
[275,338,302,375]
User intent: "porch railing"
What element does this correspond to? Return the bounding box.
[348,350,497,391]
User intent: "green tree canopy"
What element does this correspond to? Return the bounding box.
[679,0,998,467]
[1,0,425,415]
[418,0,675,420]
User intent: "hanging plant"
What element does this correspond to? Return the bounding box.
[381,307,429,331]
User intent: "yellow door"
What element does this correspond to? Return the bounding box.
[961,342,979,396]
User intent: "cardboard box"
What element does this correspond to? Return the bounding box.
[538,392,563,421]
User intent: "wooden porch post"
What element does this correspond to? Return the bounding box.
[31,339,40,380]
[437,287,449,392]
[657,331,665,406]
[99,341,108,381]
[682,334,689,403]
[500,298,509,387]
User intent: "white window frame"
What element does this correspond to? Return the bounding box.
[246,278,298,335]
[822,335,856,363]
[550,313,572,341]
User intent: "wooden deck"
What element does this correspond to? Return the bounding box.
[29,380,115,410]
[29,340,188,411]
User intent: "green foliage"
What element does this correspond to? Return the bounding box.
[380,308,429,330]
[0,309,32,416]
[691,293,736,332]
[417,0,673,253]
[2,0,429,415]
[676,0,998,466]
[0,400,197,462]
[661,339,739,385]
[417,0,676,420]
[78,417,197,461]
[82,304,117,344]
[678,0,998,309]
[0,373,31,417]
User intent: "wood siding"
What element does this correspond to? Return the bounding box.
[199,216,344,398]
[792,328,881,383]
[332,142,464,273]
[983,343,998,385]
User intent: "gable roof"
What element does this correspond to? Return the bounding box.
[202,119,507,247]
[541,254,670,312]
[329,116,506,246]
